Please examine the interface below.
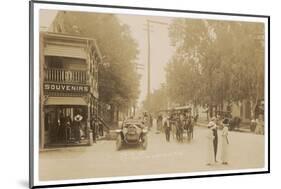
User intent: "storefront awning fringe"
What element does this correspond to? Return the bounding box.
[45,97,87,106]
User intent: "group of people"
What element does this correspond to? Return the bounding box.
[250,115,264,135]
[51,112,85,144]
[50,111,105,144]
[206,117,230,165]
[156,112,198,143]
[159,113,230,165]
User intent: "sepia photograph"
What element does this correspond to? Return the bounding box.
[30,1,269,188]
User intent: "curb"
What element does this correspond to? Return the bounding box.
[196,122,252,133]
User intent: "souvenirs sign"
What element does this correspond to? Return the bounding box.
[44,83,89,93]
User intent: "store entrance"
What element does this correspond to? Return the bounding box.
[44,105,88,147]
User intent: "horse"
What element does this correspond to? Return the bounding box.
[176,119,184,142]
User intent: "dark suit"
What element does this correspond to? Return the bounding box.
[164,120,171,142]
[212,128,218,161]
[91,119,98,143]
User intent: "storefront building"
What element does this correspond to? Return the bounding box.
[40,32,102,149]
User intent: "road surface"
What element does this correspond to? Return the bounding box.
[39,125,265,181]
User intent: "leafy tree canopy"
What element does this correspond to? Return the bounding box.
[167,18,264,112]
[54,11,140,108]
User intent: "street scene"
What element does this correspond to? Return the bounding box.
[40,125,264,181]
[39,9,266,181]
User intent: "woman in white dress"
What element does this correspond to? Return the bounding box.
[255,115,264,135]
[221,120,229,165]
[206,123,215,166]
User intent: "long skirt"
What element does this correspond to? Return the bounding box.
[206,139,215,164]
[221,137,229,162]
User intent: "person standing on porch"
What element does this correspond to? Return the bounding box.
[221,119,230,165]
[65,115,72,142]
[74,112,83,143]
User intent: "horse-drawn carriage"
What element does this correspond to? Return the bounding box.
[161,106,197,142]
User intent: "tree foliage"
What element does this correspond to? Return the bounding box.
[54,11,140,109]
[142,84,168,113]
[167,18,264,114]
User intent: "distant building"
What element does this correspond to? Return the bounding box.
[218,99,264,122]
[229,100,252,121]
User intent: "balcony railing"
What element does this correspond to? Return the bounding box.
[45,68,87,84]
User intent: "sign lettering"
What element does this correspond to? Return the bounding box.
[44,83,89,93]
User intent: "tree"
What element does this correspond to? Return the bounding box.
[142,84,168,113]
[166,54,201,106]
[168,18,264,118]
[53,11,141,122]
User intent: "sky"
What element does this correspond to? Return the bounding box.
[40,9,57,31]
[116,14,175,107]
[40,10,176,107]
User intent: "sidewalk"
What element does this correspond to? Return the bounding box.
[40,139,90,152]
[196,120,251,133]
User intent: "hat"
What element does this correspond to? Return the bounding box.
[74,114,83,121]
[222,118,229,125]
[207,122,215,128]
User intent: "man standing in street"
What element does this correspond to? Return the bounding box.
[163,116,171,142]
[210,117,218,162]
[91,117,97,143]
[157,114,163,133]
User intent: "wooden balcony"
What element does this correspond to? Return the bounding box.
[44,68,87,84]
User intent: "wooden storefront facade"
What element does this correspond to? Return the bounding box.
[39,32,102,149]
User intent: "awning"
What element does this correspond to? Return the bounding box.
[173,105,192,110]
[45,97,87,106]
[44,44,87,59]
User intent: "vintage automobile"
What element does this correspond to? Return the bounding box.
[115,119,148,150]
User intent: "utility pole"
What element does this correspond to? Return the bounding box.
[134,63,144,116]
[146,20,151,112]
[145,19,168,112]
